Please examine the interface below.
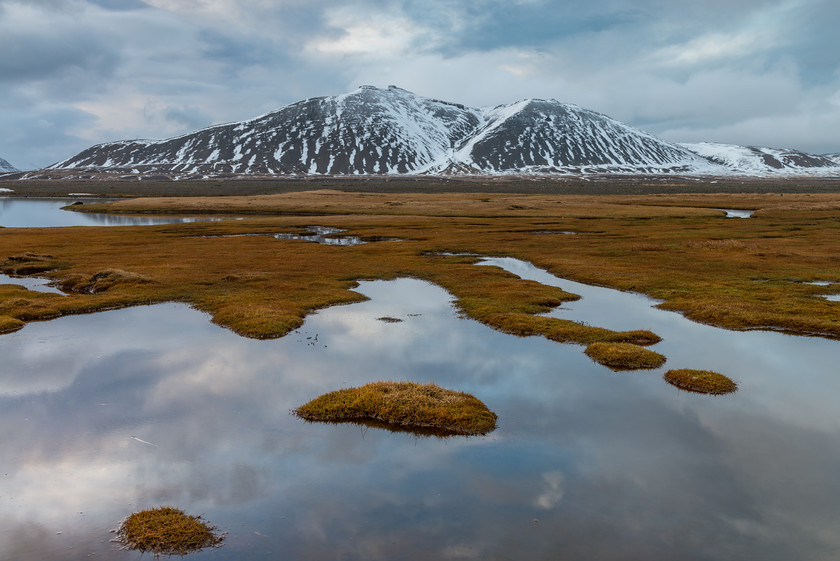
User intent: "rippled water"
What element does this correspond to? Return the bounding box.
[2,264,840,560]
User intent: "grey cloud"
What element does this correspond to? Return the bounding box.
[0,106,97,169]
[160,105,214,131]
[88,0,147,8]
[0,31,119,83]
[3,0,840,165]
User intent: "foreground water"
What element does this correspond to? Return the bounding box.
[2,259,840,559]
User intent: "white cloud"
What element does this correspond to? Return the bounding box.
[308,10,429,57]
[648,1,799,67]
[653,30,772,67]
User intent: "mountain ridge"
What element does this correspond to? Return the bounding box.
[44,86,840,179]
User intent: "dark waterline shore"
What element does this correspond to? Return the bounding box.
[3,175,840,197]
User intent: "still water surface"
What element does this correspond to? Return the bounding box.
[2,267,840,559]
[0,197,223,227]
[0,273,64,294]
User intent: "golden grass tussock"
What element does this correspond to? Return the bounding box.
[205,301,307,339]
[1,253,62,275]
[0,314,24,333]
[116,507,224,556]
[486,311,661,346]
[295,381,498,436]
[664,369,738,395]
[0,296,61,321]
[584,342,667,370]
[57,268,153,293]
[686,239,752,251]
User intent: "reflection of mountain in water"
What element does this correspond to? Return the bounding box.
[0,198,225,227]
[80,213,210,226]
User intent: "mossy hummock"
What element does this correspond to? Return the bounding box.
[295,381,498,436]
[664,369,738,395]
[584,341,666,370]
[116,507,224,556]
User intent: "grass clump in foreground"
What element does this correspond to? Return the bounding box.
[295,381,498,436]
[584,342,666,370]
[664,369,738,395]
[115,507,224,556]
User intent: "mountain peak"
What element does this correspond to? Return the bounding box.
[0,157,18,173]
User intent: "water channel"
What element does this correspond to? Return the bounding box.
[1,199,840,560]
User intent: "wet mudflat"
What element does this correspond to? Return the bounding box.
[2,267,840,560]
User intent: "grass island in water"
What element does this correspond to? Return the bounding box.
[584,341,667,370]
[664,369,738,395]
[295,381,498,436]
[115,506,224,556]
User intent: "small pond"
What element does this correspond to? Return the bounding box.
[2,259,840,560]
[716,208,756,218]
[0,197,226,227]
[0,273,64,294]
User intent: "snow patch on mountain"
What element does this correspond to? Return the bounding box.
[0,157,18,174]
[680,143,840,177]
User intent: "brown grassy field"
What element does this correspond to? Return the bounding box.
[1,188,839,373]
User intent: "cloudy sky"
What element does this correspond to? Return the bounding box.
[1,0,838,169]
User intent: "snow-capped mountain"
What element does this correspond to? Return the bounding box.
[0,157,18,173]
[825,153,840,165]
[449,98,719,175]
[680,143,840,177]
[48,86,722,177]
[47,86,838,178]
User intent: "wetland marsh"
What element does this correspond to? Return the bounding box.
[1,187,840,559]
